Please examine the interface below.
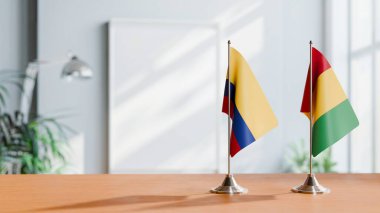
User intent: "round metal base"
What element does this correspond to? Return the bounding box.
[210,174,248,194]
[291,174,330,194]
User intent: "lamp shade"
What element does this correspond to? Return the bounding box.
[61,56,93,80]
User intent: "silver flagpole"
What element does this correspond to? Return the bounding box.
[228,40,231,176]
[291,41,330,194]
[309,40,313,176]
[210,40,247,194]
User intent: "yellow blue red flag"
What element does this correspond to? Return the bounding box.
[222,47,277,157]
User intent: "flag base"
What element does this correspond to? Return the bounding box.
[210,174,248,194]
[291,174,330,194]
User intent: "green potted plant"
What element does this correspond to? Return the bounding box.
[285,139,337,173]
[0,71,73,174]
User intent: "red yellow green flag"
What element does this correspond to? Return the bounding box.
[301,47,359,157]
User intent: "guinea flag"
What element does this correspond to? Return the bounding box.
[301,47,359,157]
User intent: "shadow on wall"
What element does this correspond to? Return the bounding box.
[108,0,294,173]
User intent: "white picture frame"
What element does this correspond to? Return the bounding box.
[108,19,222,173]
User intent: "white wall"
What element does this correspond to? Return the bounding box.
[0,0,29,112]
[326,0,380,173]
[38,0,324,173]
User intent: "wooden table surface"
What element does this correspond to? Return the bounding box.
[0,174,379,212]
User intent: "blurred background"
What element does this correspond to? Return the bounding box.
[0,0,378,174]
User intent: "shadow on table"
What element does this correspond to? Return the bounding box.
[136,194,278,211]
[33,195,188,211]
[33,193,283,212]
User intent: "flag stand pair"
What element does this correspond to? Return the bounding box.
[211,40,329,195]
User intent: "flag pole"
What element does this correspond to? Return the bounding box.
[210,40,247,194]
[227,40,231,176]
[309,40,313,176]
[291,41,330,194]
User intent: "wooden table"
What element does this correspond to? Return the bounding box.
[1,174,379,212]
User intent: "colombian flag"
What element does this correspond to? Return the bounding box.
[301,47,359,157]
[222,47,277,157]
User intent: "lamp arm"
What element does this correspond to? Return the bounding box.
[19,64,39,121]
[20,56,71,120]
[30,51,74,65]
[29,58,68,66]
